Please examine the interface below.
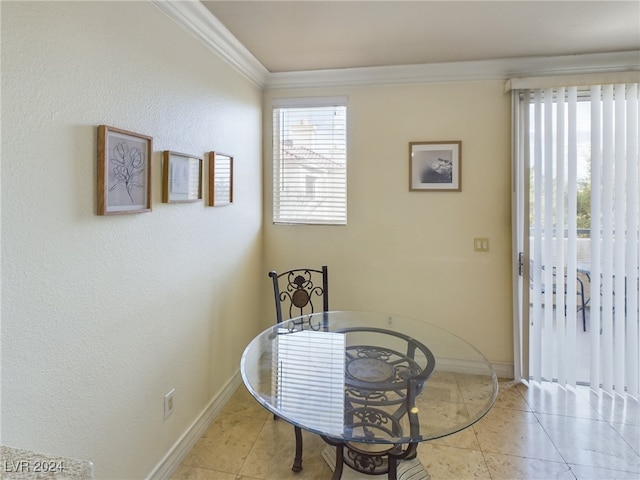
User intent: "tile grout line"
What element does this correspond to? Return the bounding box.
[236,415,274,480]
[531,409,640,477]
[522,382,640,477]
[470,423,495,480]
[508,384,579,466]
[472,380,531,480]
[515,384,578,480]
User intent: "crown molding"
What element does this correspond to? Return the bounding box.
[154,2,639,90]
[151,0,268,87]
[265,51,640,90]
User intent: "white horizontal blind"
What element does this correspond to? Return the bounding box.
[273,330,345,435]
[273,98,347,225]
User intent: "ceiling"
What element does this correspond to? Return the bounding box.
[201,1,640,74]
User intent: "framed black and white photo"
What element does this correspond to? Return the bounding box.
[409,141,461,191]
[97,125,152,215]
[162,151,202,203]
[207,151,233,207]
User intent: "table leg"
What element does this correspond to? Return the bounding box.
[292,426,303,472]
[387,442,418,480]
[404,442,418,460]
[332,444,344,480]
[387,457,398,480]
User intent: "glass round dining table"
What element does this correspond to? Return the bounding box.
[240,311,498,480]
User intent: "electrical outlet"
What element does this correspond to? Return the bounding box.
[474,237,490,252]
[164,388,175,419]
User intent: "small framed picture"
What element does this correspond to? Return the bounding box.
[97,125,152,215]
[409,141,461,191]
[207,151,233,207]
[162,151,202,203]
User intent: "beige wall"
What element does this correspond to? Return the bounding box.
[263,82,513,366]
[1,2,262,478]
[2,2,515,478]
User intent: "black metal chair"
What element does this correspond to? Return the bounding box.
[269,266,329,325]
[268,266,329,473]
[530,262,589,331]
[552,267,589,332]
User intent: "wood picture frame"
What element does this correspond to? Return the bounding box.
[162,151,203,203]
[207,151,234,206]
[409,141,461,191]
[97,125,152,215]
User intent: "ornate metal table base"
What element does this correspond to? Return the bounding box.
[286,327,434,479]
[320,443,430,480]
[242,313,497,480]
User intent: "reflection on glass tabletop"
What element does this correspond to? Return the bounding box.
[241,311,498,445]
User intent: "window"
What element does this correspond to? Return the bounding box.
[272,97,347,225]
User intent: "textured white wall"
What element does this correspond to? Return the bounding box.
[1,2,262,478]
[263,83,513,365]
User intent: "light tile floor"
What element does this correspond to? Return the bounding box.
[172,380,639,480]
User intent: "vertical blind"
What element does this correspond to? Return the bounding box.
[520,82,639,397]
[272,97,347,225]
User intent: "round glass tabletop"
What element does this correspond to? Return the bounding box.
[241,311,498,445]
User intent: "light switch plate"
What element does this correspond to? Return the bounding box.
[474,238,490,252]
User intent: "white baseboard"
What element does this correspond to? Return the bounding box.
[147,370,243,480]
[433,357,514,380]
[492,361,514,380]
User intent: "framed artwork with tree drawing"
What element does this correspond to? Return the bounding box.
[97,125,152,215]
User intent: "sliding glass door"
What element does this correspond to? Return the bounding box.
[512,81,639,397]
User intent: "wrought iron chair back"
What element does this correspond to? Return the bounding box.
[267,266,329,472]
[268,266,329,324]
[529,261,589,331]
